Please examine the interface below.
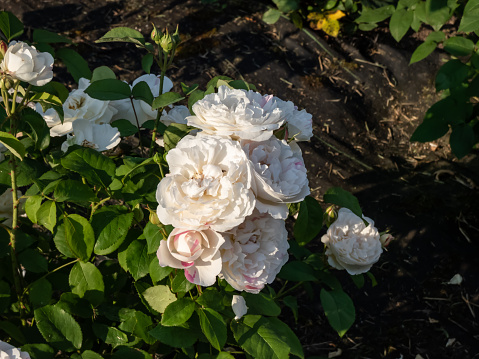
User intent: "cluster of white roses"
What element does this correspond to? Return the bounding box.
[155,85,313,293]
[0,341,30,359]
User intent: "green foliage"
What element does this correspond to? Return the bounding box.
[320,289,356,337]
[293,196,323,245]
[0,11,24,41]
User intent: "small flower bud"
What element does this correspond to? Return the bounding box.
[323,205,338,228]
[379,233,393,248]
[159,29,173,53]
[151,24,161,43]
[0,41,7,62]
[149,209,161,226]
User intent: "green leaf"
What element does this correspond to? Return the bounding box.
[323,187,362,218]
[443,37,475,57]
[25,195,43,224]
[33,81,70,103]
[149,257,173,283]
[84,79,131,100]
[21,107,51,150]
[355,5,395,23]
[34,305,83,351]
[231,315,302,359]
[320,288,355,337]
[142,53,154,74]
[64,214,95,261]
[458,0,479,32]
[92,323,128,347]
[69,261,105,307]
[56,48,92,83]
[171,270,195,293]
[410,41,438,64]
[263,8,282,24]
[96,27,146,46]
[142,285,176,313]
[53,222,76,258]
[282,296,298,322]
[0,131,26,160]
[111,348,153,359]
[293,196,323,245]
[411,113,449,142]
[132,81,154,106]
[243,292,281,316]
[216,353,235,359]
[181,83,199,96]
[144,222,164,254]
[92,206,134,255]
[351,274,365,289]
[450,124,475,158]
[149,323,199,348]
[74,350,105,359]
[389,8,413,42]
[278,261,317,281]
[206,76,232,89]
[161,298,196,326]
[198,308,227,351]
[33,29,72,44]
[56,292,94,318]
[425,0,452,30]
[272,0,299,12]
[126,239,150,280]
[188,90,205,113]
[111,119,139,137]
[61,147,115,188]
[151,92,184,110]
[18,248,48,273]
[118,309,154,344]
[90,66,116,83]
[436,59,470,91]
[0,11,24,41]
[0,320,26,344]
[196,289,225,312]
[163,123,191,152]
[29,278,52,308]
[21,344,55,359]
[54,179,98,203]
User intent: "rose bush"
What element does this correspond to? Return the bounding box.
[0,14,389,358]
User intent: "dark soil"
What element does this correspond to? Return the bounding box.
[3,0,479,358]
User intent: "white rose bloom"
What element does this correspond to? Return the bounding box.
[0,41,53,86]
[243,137,310,219]
[0,341,30,359]
[161,105,190,127]
[232,295,248,320]
[50,78,118,137]
[274,97,313,141]
[220,211,289,293]
[187,86,285,141]
[61,119,120,152]
[157,227,225,286]
[321,208,382,275]
[35,103,61,128]
[156,135,255,232]
[0,189,23,228]
[110,74,173,126]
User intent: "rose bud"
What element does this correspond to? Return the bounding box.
[379,233,394,248]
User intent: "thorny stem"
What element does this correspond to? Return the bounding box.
[90,197,111,220]
[275,281,304,300]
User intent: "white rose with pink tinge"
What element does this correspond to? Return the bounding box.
[187,86,285,141]
[156,134,255,232]
[157,228,225,286]
[220,211,289,293]
[321,208,382,275]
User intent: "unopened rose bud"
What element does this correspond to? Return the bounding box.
[0,76,13,90]
[0,41,7,62]
[172,25,181,47]
[151,24,161,43]
[133,203,144,223]
[380,233,393,247]
[159,30,173,52]
[149,210,161,226]
[323,205,338,227]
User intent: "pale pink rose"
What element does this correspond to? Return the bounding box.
[321,208,382,275]
[157,228,225,286]
[242,137,310,219]
[274,97,313,141]
[187,86,285,141]
[220,211,289,293]
[156,135,255,232]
